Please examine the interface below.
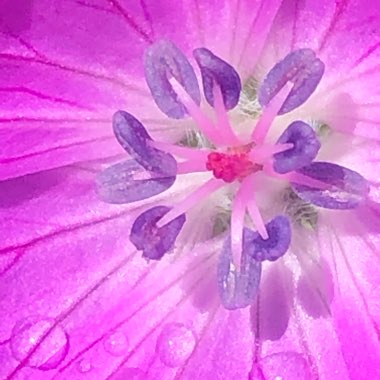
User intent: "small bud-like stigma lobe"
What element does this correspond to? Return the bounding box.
[193,47,242,110]
[144,40,201,119]
[273,121,321,173]
[130,206,186,260]
[292,162,370,209]
[113,111,177,176]
[259,49,325,114]
[248,215,291,262]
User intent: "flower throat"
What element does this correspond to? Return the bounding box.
[97,40,369,310]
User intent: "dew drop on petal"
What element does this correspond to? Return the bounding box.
[77,358,92,373]
[250,352,312,380]
[10,316,69,370]
[103,331,129,356]
[109,367,147,380]
[156,323,197,367]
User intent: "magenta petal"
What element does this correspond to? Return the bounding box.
[2,1,380,380]
[0,1,196,180]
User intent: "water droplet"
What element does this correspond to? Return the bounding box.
[103,330,129,356]
[77,358,92,373]
[156,323,196,367]
[10,316,69,370]
[250,352,311,380]
[108,367,146,380]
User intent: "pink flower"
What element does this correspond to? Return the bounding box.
[0,1,379,379]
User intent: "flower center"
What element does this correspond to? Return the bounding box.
[206,149,262,183]
[98,40,370,310]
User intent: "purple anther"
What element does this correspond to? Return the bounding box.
[130,206,186,260]
[259,49,325,114]
[96,160,176,204]
[292,162,369,209]
[273,121,321,174]
[248,215,291,262]
[193,48,242,110]
[113,110,177,176]
[218,228,262,310]
[144,40,201,119]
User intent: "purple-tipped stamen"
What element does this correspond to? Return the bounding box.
[157,178,224,227]
[130,206,186,260]
[259,49,325,115]
[292,162,370,209]
[273,120,321,174]
[248,215,291,262]
[144,40,201,119]
[96,160,176,204]
[218,228,262,310]
[113,111,177,176]
[193,47,242,110]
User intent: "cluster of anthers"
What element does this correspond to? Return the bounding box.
[97,40,369,310]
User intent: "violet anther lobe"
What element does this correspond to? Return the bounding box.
[218,229,262,310]
[292,162,370,209]
[248,215,292,262]
[144,39,201,119]
[97,160,176,204]
[259,49,325,114]
[113,110,177,176]
[273,121,321,174]
[130,206,186,260]
[193,47,242,110]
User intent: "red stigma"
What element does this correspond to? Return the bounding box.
[206,151,262,183]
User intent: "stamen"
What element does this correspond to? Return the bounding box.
[130,206,186,260]
[177,160,208,174]
[217,228,262,310]
[212,84,242,145]
[240,176,268,239]
[156,178,224,227]
[250,143,294,163]
[230,183,247,269]
[193,47,242,110]
[144,40,200,119]
[251,84,293,144]
[96,160,176,204]
[273,120,321,174]
[170,78,228,146]
[264,164,330,190]
[113,111,177,176]
[148,140,210,161]
[292,162,370,209]
[248,215,291,262]
[259,49,325,115]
